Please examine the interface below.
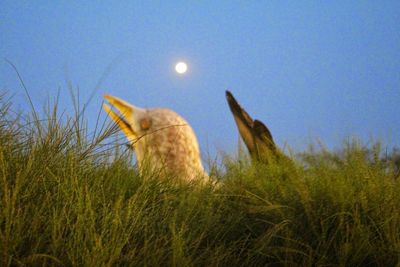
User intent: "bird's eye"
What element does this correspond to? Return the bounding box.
[140,118,151,130]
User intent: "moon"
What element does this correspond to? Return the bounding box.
[175,62,188,74]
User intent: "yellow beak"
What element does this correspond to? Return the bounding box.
[103,95,136,137]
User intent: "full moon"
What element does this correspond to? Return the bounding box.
[175,62,188,74]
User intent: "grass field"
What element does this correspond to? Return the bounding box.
[1,93,399,266]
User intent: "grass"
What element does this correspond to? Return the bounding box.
[0,93,399,267]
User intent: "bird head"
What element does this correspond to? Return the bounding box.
[102,94,206,180]
[103,95,151,144]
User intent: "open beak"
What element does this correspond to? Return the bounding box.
[225,90,277,161]
[103,95,136,137]
[225,90,257,153]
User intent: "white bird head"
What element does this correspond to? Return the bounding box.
[103,95,207,180]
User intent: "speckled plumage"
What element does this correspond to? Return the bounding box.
[103,95,207,180]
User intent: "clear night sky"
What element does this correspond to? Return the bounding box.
[1,1,399,158]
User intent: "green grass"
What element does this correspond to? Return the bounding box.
[0,94,399,267]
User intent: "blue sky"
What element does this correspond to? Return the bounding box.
[1,1,399,158]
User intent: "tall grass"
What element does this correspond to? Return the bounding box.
[0,93,399,266]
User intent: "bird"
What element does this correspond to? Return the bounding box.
[103,95,207,180]
[225,90,288,164]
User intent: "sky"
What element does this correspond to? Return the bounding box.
[1,1,400,160]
